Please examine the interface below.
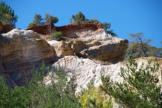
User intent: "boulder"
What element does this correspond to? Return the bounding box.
[48,39,87,57]
[0,29,56,86]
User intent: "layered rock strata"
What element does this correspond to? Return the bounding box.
[48,29,128,64]
[0,29,56,86]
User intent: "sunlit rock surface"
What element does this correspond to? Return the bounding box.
[0,29,56,86]
[48,28,128,64]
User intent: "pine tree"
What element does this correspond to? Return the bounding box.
[71,11,86,24]
[45,14,58,24]
[101,58,161,108]
[125,33,162,59]
[0,1,18,27]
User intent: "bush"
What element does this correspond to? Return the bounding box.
[0,77,30,108]
[79,81,113,108]
[101,58,162,108]
[28,14,58,28]
[0,62,81,108]
[0,1,18,27]
[51,31,63,40]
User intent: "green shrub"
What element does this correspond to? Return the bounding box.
[0,62,81,108]
[101,58,162,108]
[51,31,63,40]
[0,77,30,108]
[78,81,113,108]
[28,14,58,28]
[0,1,18,27]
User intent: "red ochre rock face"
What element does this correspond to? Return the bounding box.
[27,23,103,35]
[27,23,54,34]
[0,29,57,87]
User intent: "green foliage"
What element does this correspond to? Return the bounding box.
[102,22,110,31]
[28,14,58,28]
[0,62,81,108]
[51,31,63,40]
[86,19,99,24]
[45,14,58,24]
[33,14,43,26]
[146,45,162,57]
[28,14,43,28]
[101,58,161,108]
[27,22,36,28]
[102,22,116,36]
[71,11,86,24]
[27,14,40,28]
[125,42,148,59]
[125,32,162,59]
[79,81,113,108]
[0,77,30,108]
[0,1,18,27]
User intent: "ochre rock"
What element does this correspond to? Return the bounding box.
[0,29,56,86]
[27,23,103,35]
[48,39,87,57]
[27,23,54,34]
[55,23,103,35]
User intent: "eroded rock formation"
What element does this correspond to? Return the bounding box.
[27,23,103,35]
[48,39,87,57]
[48,29,128,64]
[55,23,103,35]
[27,23,54,34]
[0,29,56,86]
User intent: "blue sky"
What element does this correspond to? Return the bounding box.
[4,0,162,47]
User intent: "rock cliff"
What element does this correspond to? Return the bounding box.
[0,22,160,108]
[0,29,56,86]
[0,23,129,87]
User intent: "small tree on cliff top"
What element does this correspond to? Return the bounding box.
[125,32,162,59]
[28,14,58,28]
[70,11,86,24]
[28,14,43,28]
[45,14,58,24]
